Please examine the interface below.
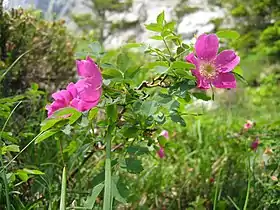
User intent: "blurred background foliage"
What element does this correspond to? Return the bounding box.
[0,0,279,209]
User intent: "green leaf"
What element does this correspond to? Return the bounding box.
[40,118,64,132]
[89,42,102,54]
[141,100,158,116]
[106,104,118,124]
[170,112,186,126]
[127,146,149,155]
[35,129,59,144]
[59,167,67,210]
[192,92,211,101]
[150,35,163,40]
[88,107,99,121]
[117,53,129,72]
[125,158,144,174]
[164,21,176,31]
[157,11,165,26]
[171,61,196,70]
[155,65,169,74]
[63,141,77,155]
[0,132,19,143]
[1,145,20,154]
[123,126,138,138]
[102,69,123,80]
[22,168,44,175]
[124,66,140,79]
[52,107,82,125]
[217,30,240,40]
[145,23,162,32]
[112,176,127,203]
[233,66,243,76]
[158,136,167,146]
[172,68,196,80]
[16,171,29,182]
[84,183,104,208]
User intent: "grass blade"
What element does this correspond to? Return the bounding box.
[60,166,67,210]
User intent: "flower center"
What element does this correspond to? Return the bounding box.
[199,62,217,80]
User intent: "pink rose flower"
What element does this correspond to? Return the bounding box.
[243,120,254,131]
[46,56,102,117]
[251,138,260,151]
[186,34,240,89]
[160,130,169,139]
[157,146,165,159]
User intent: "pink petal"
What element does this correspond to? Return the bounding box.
[70,98,100,112]
[66,83,78,98]
[52,90,72,103]
[185,53,198,69]
[195,34,219,61]
[160,130,169,139]
[192,70,211,89]
[75,78,102,102]
[76,56,102,80]
[215,50,240,73]
[157,147,165,159]
[46,100,67,117]
[213,73,236,88]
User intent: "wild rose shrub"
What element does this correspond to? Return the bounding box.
[37,12,243,209]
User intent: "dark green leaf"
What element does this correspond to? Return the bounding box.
[106,104,118,123]
[170,112,186,126]
[123,126,138,138]
[127,146,149,155]
[125,158,144,174]
[192,92,211,101]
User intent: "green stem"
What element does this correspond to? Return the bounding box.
[103,129,112,210]
[163,38,172,56]
[243,160,251,210]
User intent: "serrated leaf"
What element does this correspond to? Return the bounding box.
[89,42,102,54]
[40,118,64,132]
[217,30,240,40]
[155,65,169,74]
[125,158,144,174]
[150,35,163,40]
[117,53,129,72]
[145,23,162,32]
[124,66,140,79]
[170,112,186,127]
[164,21,176,31]
[52,107,82,125]
[35,129,59,144]
[102,69,123,80]
[157,11,165,26]
[141,100,158,116]
[192,92,211,101]
[84,183,104,208]
[171,61,196,70]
